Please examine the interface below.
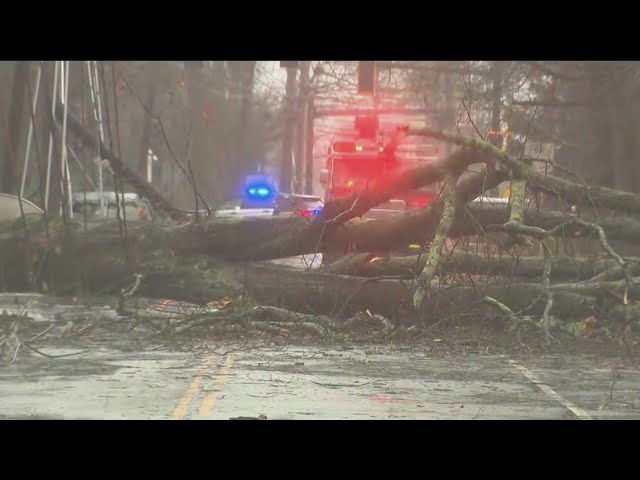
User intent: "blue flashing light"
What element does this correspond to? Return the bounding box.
[245,184,274,201]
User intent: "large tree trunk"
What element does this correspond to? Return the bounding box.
[0,230,602,322]
[3,193,640,288]
[321,251,639,282]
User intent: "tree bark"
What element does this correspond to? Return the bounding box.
[136,62,158,176]
[322,251,640,282]
[527,169,640,214]
[280,66,297,192]
[296,62,309,194]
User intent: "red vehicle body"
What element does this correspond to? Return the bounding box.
[320,115,440,210]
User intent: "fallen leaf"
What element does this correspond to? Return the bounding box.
[582,316,597,334]
[202,103,213,122]
[137,208,147,219]
[208,296,234,310]
[564,322,584,336]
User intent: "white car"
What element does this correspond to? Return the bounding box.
[0,193,44,222]
[273,193,324,218]
[72,191,153,221]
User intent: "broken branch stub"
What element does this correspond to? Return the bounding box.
[412,174,456,309]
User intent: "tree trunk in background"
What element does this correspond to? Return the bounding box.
[39,62,62,213]
[296,61,310,194]
[607,64,639,193]
[209,61,233,205]
[136,62,158,179]
[305,100,315,194]
[1,61,29,194]
[280,66,297,193]
[485,61,505,197]
[603,64,632,193]
[489,62,504,139]
[223,61,258,202]
[585,63,615,188]
[234,61,256,167]
[182,61,210,210]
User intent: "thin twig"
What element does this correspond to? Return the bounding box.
[28,324,54,343]
[23,343,87,359]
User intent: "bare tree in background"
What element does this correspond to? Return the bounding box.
[1,61,29,194]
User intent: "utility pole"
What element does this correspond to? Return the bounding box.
[297,61,310,194]
[280,62,298,193]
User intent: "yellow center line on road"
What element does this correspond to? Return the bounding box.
[170,354,217,420]
[198,352,236,418]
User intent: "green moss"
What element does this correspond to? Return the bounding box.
[413,175,457,309]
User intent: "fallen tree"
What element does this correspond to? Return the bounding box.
[4,199,640,271]
[0,225,619,327]
[3,116,638,345]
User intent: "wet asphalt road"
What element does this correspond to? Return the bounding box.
[1,343,638,419]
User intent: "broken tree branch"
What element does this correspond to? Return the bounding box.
[412,174,456,309]
[54,104,187,222]
[527,169,640,214]
[322,252,638,282]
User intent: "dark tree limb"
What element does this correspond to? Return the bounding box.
[54,104,187,222]
[322,252,640,282]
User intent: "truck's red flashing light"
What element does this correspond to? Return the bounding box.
[333,142,381,154]
[300,209,322,218]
